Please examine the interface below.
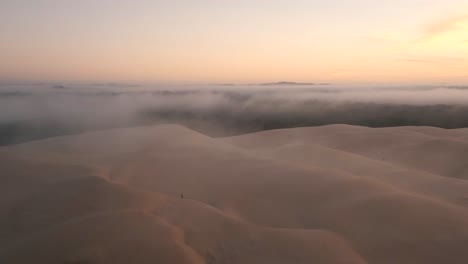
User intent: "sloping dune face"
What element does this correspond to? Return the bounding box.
[1,125,468,264]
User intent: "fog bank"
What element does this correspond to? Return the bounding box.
[1,83,468,145]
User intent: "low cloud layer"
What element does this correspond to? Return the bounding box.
[1,83,468,145]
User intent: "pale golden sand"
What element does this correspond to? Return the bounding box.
[1,124,468,264]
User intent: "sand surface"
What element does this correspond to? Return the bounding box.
[1,124,468,264]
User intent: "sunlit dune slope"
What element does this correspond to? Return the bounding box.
[226,125,468,179]
[0,153,364,264]
[1,124,468,264]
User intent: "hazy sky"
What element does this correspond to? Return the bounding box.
[1,0,468,84]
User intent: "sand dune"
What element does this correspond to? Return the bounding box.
[1,124,468,263]
[226,125,468,179]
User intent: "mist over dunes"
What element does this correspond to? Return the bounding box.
[2,0,468,262]
[1,84,468,263]
[1,83,468,145]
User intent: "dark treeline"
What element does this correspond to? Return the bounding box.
[141,102,468,136]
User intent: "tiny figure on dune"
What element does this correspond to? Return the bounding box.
[180,193,184,199]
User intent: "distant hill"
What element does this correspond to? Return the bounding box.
[260,81,322,86]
